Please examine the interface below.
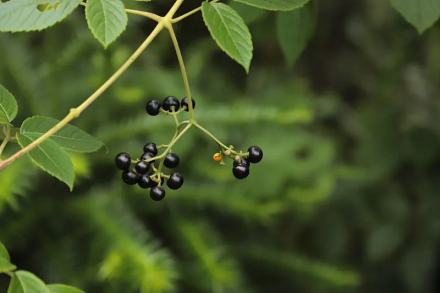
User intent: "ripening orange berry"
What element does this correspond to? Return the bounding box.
[213,153,222,162]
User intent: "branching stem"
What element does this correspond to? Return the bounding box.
[0,125,11,160]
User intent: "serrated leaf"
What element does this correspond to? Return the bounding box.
[0,84,18,125]
[202,2,253,72]
[0,0,82,32]
[7,271,50,293]
[232,0,310,11]
[277,1,316,66]
[47,284,85,293]
[0,242,16,273]
[85,0,128,47]
[20,116,104,153]
[390,0,440,33]
[17,133,74,190]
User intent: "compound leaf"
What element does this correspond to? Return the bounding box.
[7,271,50,293]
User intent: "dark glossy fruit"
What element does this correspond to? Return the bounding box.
[148,172,165,187]
[138,174,153,189]
[135,160,150,174]
[232,164,249,179]
[122,169,140,185]
[164,153,179,169]
[146,100,161,116]
[141,152,155,163]
[162,96,180,112]
[115,152,131,170]
[143,142,158,156]
[233,156,250,168]
[150,186,166,201]
[167,173,184,190]
[181,97,196,111]
[248,146,263,164]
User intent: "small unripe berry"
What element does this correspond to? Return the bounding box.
[248,146,263,163]
[213,153,222,162]
[164,153,179,169]
[181,97,196,111]
[146,100,161,116]
[122,169,140,185]
[115,153,131,170]
[224,150,231,156]
[235,155,240,162]
[150,186,166,201]
[232,164,249,179]
[162,96,180,112]
[167,173,184,190]
[143,142,158,156]
[135,160,150,174]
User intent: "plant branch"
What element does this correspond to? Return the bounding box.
[0,22,166,172]
[79,2,162,22]
[171,0,220,23]
[0,125,11,160]
[166,25,195,122]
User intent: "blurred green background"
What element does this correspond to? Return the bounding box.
[1,0,440,292]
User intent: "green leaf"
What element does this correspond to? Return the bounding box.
[276,1,316,66]
[202,2,253,72]
[390,0,440,34]
[228,1,267,24]
[85,0,128,47]
[0,0,82,32]
[17,133,74,190]
[0,84,18,125]
[0,242,16,273]
[7,271,50,293]
[47,284,85,293]
[20,116,104,153]
[232,0,310,11]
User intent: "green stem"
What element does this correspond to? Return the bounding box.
[166,25,195,123]
[0,125,11,160]
[171,0,220,23]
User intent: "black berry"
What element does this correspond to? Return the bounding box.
[122,169,140,185]
[146,100,161,116]
[115,153,131,170]
[162,96,180,112]
[135,160,150,174]
[167,173,184,190]
[138,174,153,189]
[164,153,179,169]
[233,164,249,179]
[141,152,155,163]
[181,97,196,111]
[233,156,250,168]
[150,186,166,201]
[143,142,158,156]
[248,146,263,164]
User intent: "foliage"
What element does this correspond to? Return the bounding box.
[1,0,440,293]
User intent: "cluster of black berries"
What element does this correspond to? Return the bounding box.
[146,95,196,115]
[232,146,263,179]
[115,142,184,201]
